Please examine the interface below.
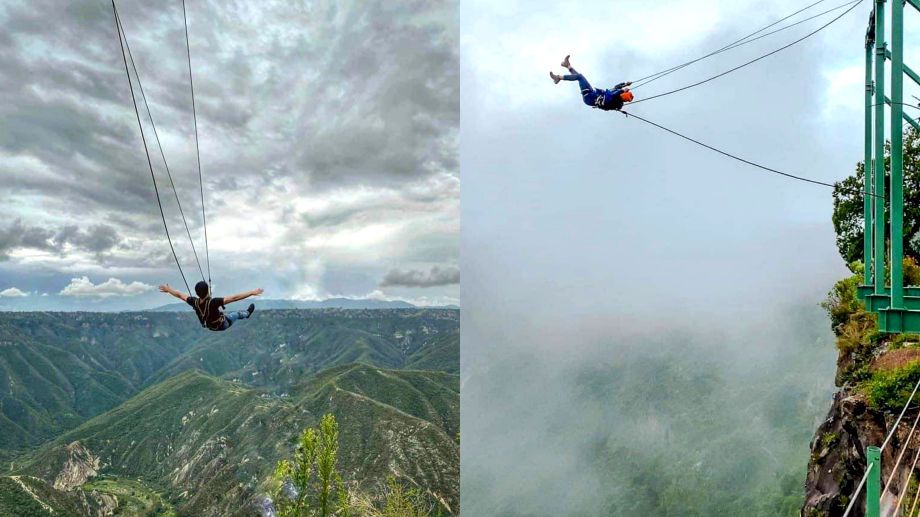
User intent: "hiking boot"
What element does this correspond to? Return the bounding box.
[549,71,562,84]
[561,54,571,69]
[247,303,255,316]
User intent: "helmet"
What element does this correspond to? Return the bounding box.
[620,90,634,103]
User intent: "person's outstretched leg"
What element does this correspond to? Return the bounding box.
[561,71,594,106]
[225,304,255,326]
[561,56,594,104]
[550,55,597,106]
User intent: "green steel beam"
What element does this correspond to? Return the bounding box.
[881,52,919,88]
[875,0,887,297]
[891,0,905,308]
[906,64,920,87]
[865,42,874,287]
[867,446,881,517]
[909,0,920,13]
[906,112,920,132]
[883,96,920,131]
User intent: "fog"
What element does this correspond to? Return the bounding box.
[459,0,882,513]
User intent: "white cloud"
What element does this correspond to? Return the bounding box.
[0,287,29,298]
[59,276,153,298]
[364,289,459,308]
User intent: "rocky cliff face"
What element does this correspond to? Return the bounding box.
[802,338,920,516]
[53,441,100,491]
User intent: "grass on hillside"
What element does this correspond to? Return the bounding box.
[83,476,177,516]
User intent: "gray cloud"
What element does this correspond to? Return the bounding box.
[0,220,122,260]
[460,0,875,512]
[0,0,458,308]
[380,265,459,287]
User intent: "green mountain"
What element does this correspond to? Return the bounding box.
[0,475,107,516]
[147,309,460,387]
[0,309,458,516]
[151,298,420,312]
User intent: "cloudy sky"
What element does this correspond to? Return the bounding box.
[0,0,458,310]
[461,0,919,510]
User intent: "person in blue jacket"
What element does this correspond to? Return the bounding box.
[550,55,634,111]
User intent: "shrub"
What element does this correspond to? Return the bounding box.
[835,310,878,357]
[905,256,920,286]
[822,273,863,335]
[862,361,920,410]
[351,476,437,517]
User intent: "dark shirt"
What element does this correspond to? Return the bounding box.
[186,296,226,331]
[596,82,628,111]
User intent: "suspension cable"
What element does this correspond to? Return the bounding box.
[633,0,857,89]
[619,110,882,199]
[897,447,920,512]
[884,409,920,494]
[631,0,865,105]
[182,0,211,287]
[881,377,920,451]
[842,463,874,517]
[631,0,828,85]
[909,478,920,517]
[111,0,191,294]
[113,3,205,282]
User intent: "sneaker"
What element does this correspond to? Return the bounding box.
[561,54,571,69]
[247,303,255,316]
[549,71,562,84]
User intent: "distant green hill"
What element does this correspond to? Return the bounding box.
[151,298,420,312]
[147,309,460,387]
[0,309,458,515]
[0,475,106,516]
[14,367,457,515]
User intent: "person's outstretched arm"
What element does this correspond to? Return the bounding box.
[224,288,264,304]
[159,284,189,302]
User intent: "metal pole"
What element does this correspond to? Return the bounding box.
[874,0,887,297]
[865,36,874,286]
[867,446,881,517]
[890,0,905,308]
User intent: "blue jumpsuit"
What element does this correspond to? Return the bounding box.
[563,69,628,111]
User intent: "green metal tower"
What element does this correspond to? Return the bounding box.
[859,0,920,334]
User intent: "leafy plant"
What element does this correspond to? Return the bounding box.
[835,310,878,357]
[832,128,920,268]
[861,361,920,410]
[272,414,350,517]
[821,272,863,335]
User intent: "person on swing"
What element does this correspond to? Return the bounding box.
[159,281,263,331]
[549,55,634,111]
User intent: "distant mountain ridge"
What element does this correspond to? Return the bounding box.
[150,297,459,311]
[0,309,459,515]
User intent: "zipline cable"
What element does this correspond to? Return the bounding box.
[633,0,856,89]
[619,110,882,198]
[113,3,206,282]
[631,0,865,105]
[112,0,191,294]
[631,0,828,85]
[182,0,211,287]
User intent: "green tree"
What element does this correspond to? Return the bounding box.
[832,128,920,269]
[272,413,350,517]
